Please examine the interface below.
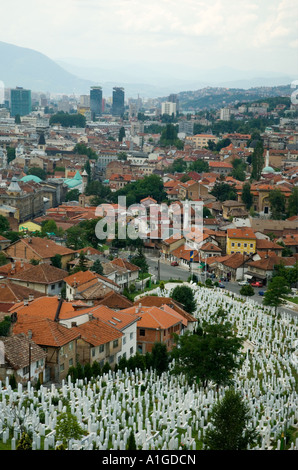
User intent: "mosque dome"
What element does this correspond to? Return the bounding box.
[21,174,42,183]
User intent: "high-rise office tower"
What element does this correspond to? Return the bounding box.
[90,86,102,119]
[168,93,179,113]
[10,87,32,117]
[112,87,125,116]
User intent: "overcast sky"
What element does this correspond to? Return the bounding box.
[1,0,298,76]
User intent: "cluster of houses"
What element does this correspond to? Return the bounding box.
[0,234,197,386]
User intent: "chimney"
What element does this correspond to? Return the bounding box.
[24,299,29,306]
[28,294,34,302]
[28,330,32,340]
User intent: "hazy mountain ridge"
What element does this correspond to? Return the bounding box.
[0,41,295,100]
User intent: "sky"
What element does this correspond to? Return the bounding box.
[1,0,298,78]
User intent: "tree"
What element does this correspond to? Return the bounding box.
[251,141,264,181]
[7,146,16,164]
[151,342,169,375]
[231,158,246,181]
[118,127,126,142]
[65,189,80,202]
[269,189,286,220]
[51,254,62,269]
[272,261,298,288]
[211,182,237,202]
[171,316,242,388]
[27,167,47,181]
[66,225,87,250]
[287,187,298,218]
[241,183,253,210]
[204,389,258,450]
[263,276,291,314]
[240,284,254,296]
[55,412,85,447]
[0,252,8,267]
[171,285,196,314]
[16,432,33,450]
[92,259,104,275]
[72,251,88,273]
[0,214,10,234]
[131,248,148,274]
[189,159,209,173]
[126,431,137,450]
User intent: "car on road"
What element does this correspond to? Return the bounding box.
[258,290,265,296]
[251,281,263,287]
[218,282,225,288]
[171,261,179,266]
[238,280,250,286]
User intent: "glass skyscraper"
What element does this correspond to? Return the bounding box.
[90,86,102,119]
[10,87,32,117]
[112,87,125,116]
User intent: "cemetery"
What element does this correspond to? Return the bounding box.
[0,282,297,450]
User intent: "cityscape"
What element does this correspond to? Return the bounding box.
[0,0,297,455]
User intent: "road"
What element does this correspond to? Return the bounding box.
[146,255,298,318]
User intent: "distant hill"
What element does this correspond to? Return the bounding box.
[0,41,94,94]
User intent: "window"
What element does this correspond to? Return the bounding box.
[92,347,96,357]
[123,336,126,345]
[237,243,241,247]
[231,243,235,247]
[109,355,114,364]
[69,358,73,366]
[51,284,55,290]
[130,347,134,355]
[99,345,104,353]
[137,344,143,354]
[60,363,64,372]
[140,329,145,337]
[250,244,254,248]
[23,366,29,375]
[60,347,64,356]
[69,341,73,351]
[113,339,119,348]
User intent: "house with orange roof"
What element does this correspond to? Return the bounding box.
[0,333,47,386]
[207,253,252,281]
[208,161,233,176]
[121,304,185,354]
[8,263,68,296]
[0,234,11,250]
[3,237,76,269]
[0,260,32,278]
[277,233,298,254]
[75,317,123,368]
[133,296,197,333]
[88,304,139,363]
[13,316,81,382]
[0,279,44,317]
[227,227,256,256]
[64,269,120,303]
[161,234,185,258]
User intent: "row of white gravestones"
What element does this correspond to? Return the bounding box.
[0,283,297,450]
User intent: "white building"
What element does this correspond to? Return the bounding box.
[161,101,177,116]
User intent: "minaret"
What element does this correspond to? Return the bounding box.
[82,169,88,193]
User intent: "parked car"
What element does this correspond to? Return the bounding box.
[171,261,178,266]
[251,281,263,287]
[219,282,226,288]
[238,280,249,286]
[259,291,265,296]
